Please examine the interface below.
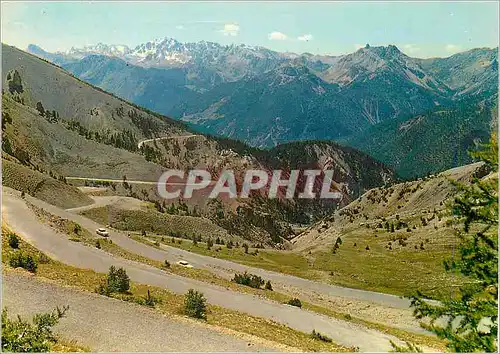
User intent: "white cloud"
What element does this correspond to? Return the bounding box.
[220,23,240,36]
[445,44,461,54]
[175,25,185,30]
[268,31,288,41]
[402,44,420,54]
[297,34,313,41]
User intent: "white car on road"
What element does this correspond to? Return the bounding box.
[96,228,109,237]
[177,260,193,268]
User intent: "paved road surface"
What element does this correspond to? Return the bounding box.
[3,272,275,352]
[67,176,159,185]
[65,176,215,186]
[137,134,199,149]
[2,187,402,351]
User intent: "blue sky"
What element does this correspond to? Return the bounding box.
[1,1,498,58]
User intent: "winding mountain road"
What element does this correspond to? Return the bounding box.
[2,187,404,351]
[65,176,215,186]
[3,272,276,352]
[20,192,413,309]
[32,194,430,334]
[66,177,160,185]
[137,134,199,149]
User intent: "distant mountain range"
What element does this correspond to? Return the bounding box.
[27,39,498,178]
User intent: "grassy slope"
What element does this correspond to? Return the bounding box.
[291,163,486,299]
[2,96,167,181]
[2,159,93,209]
[141,225,462,300]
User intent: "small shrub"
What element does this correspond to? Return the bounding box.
[164,260,170,268]
[232,272,265,289]
[287,298,302,308]
[9,252,37,273]
[184,289,207,319]
[95,240,101,249]
[243,243,249,254]
[1,306,69,352]
[264,280,273,291]
[310,330,332,343]
[8,233,19,249]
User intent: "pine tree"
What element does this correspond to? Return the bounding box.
[410,134,498,352]
[184,289,207,319]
